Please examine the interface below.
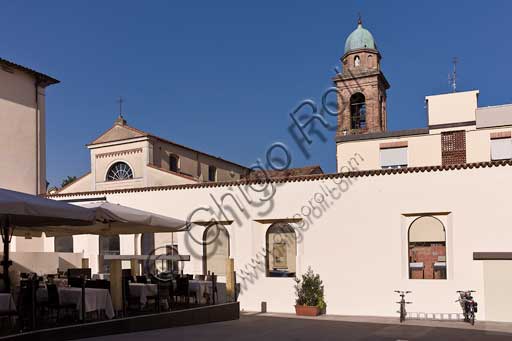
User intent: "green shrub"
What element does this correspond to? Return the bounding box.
[294,266,326,310]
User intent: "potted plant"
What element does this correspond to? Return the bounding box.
[294,267,326,316]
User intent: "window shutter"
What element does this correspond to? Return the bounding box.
[491,138,512,160]
[380,147,408,168]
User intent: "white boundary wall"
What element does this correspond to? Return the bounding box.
[51,164,512,321]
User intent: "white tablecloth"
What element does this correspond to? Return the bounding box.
[92,274,110,281]
[129,283,157,305]
[180,280,227,304]
[0,293,16,312]
[38,287,114,319]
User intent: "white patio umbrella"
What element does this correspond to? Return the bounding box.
[44,201,191,318]
[0,188,95,291]
[44,201,189,236]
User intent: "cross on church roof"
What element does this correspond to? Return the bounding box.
[115,96,127,125]
[117,96,124,117]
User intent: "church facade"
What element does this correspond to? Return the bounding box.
[43,20,512,322]
[58,115,250,194]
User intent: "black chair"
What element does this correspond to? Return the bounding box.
[68,277,84,288]
[0,289,17,331]
[45,284,77,324]
[174,277,197,305]
[67,268,91,280]
[122,269,132,278]
[148,275,173,312]
[85,279,110,291]
[136,275,148,284]
[17,279,41,330]
[122,278,141,314]
[156,280,173,312]
[211,274,218,305]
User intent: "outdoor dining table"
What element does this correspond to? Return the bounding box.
[0,293,16,312]
[128,283,157,306]
[175,280,227,304]
[38,287,115,319]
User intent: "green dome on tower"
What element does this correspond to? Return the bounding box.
[344,19,377,54]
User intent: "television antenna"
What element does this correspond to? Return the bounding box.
[448,57,458,92]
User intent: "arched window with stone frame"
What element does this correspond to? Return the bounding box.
[408,216,447,280]
[265,223,297,277]
[106,161,134,181]
[202,224,230,276]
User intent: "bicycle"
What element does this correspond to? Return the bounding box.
[456,290,477,325]
[395,290,412,323]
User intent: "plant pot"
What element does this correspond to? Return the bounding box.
[295,305,321,316]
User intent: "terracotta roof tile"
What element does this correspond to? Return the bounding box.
[44,160,512,198]
[244,165,323,180]
[0,57,59,86]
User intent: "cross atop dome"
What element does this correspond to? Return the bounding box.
[344,17,377,55]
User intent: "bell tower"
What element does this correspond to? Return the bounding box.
[334,18,390,137]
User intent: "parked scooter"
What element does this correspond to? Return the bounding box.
[456,290,478,325]
[394,290,412,323]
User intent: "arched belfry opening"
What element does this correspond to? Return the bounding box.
[350,93,366,129]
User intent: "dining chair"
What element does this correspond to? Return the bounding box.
[154,280,173,312]
[18,278,46,330]
[174,277,197,305]
[85,279,110,291]
[68,277,84,288]
[211,274,218,305]
[45,284,77,325]
[17,280,34,331]
[135,275,148,284]
[0,292,17,331]
[122,278,141,314]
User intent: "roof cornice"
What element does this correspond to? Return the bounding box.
[0,57,59,86]
[44,160,512,199]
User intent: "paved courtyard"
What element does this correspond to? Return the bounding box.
[78,313,512,340]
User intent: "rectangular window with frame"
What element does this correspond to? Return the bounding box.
[380,145,408,169]
[208,165,217,181]
[491,134,512,161]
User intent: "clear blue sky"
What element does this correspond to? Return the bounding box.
[1,1,511,187]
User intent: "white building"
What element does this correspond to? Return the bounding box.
[0,57,59,253]
[36,20,512,322]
